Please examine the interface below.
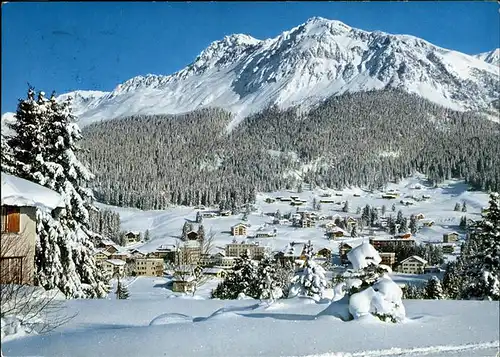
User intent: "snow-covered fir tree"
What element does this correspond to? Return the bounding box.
[459,192,500,300]
[461,201,467,212]
[115,281,129,300]
[211,250,259,299]
[424,276,444,300]
[181,222,192,241]
[257,255,283,301]
[144,229,150,242]
[342,200,349,213]
[409,214,418,234]
[288,242,327,301]
[6,88,108,298]
[454,202,461,211]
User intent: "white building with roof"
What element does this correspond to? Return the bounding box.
[397,255,428,274]
[1,172,64,284]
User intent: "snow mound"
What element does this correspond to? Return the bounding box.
[347,242,382,270]
[1,172,65,212]
[149,313,192,326]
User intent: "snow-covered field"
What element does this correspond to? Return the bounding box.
[3,295,499,357]
[99,175,489,258]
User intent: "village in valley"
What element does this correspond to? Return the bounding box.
[88,174,486,298]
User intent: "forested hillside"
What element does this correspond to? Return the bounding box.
[82,89,500,210]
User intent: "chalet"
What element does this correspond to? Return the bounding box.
[279,197,292,202]
[316,247,332,260]
[265,198,276,204]
[397,255,427,274]
[353,193,361,197]
[422,220,435,227]
[335,193,343,197]
[369,237,416,251]
[187,230,199,241]
[231,223,248,236]
[301,218,313,228]
[320,193,331,197]
[94,249,112,264]
[290,195,299,200]
[276,242,307,267]
[255,231,277,238]
[1,172,65,285]
[225,241,265,260]
[415,213,425,220]
[102,259,126,278]
[220,210,232,217]
[290,201,304,206]
[442,243,455,254]
[443,232,459,243]
[326,226,348,239]
[379,252,396,268]
[202,267,227,279]
[422,194,431,199]
[104,244,119,254]
[172,266,196,292]
[148,245,176,263]
[400,200,415,206]
[339,243,353,265]
[194,205,206,210]
[124,231,141,246]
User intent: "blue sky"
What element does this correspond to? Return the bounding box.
[2,1,499,112]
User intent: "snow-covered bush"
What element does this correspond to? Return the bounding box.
[334,241,406,323]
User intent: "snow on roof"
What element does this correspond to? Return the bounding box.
[1,172,65,212]
[101,239,116,246]
[400,255,428,265]
[105,259,126,266]
[347,242,382,270]
[202,268,225,274]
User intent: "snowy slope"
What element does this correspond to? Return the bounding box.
[474,48,500,66]
[3,17,497,130]
[2,297,498,357]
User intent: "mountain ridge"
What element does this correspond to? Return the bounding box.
[2,17,499,129]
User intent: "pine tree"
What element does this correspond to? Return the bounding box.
[459,216,467,230]
[0,135,16,174]
[351,225,358,238]
[391,203,396,212]
[196,211,203,224]
[289,242,327,301]
[381,205,387,216]
[144,229,150,242]
[257,255,283,301]
[461,201,467,212]
[409,214,418,234]
[197,224,205,242]
[400,217,408,233]
[460,192,500,300]
[212,250,259,299]
[356,206,361,215]
[442,260,465,299]
[454,202,461,211]
[181,222,191,241]
[362,205,371,225]
[424,276,444,299]
[342,200,349,213]
[8,88,108,298]
[115,280,129,300]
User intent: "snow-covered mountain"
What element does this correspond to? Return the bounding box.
[5,17,500,128]
[474,48,500,66]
